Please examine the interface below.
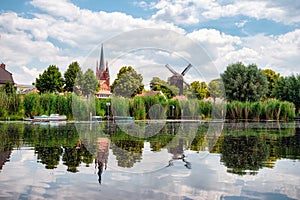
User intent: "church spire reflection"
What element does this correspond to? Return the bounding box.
[95,138,110,184]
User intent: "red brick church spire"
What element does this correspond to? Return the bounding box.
[95,44,111,99]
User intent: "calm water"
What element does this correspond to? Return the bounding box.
[0,121,299,200]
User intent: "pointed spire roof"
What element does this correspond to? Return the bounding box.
[99,44,105,71]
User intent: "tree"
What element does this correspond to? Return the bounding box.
[190,81,209,100]
[81,69,100,97]
[73,68,99,97]
[261,69,281,98]
[273,74,300,112]
[150,77,178,99]
[64,62,81,92]
[221,62,268,102]
[35,65,64,93]
[111,66,144,98]
[208,79,224,102]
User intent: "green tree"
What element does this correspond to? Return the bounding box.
[261,69,281,98]
[221,62,268,102]
[81,69,100,97]
[273,74,300,112]
[208,79,224,102]
[111,66,144,98]
[73,68,99,97]
[35,65,64,93]
[189,81,209,100]
[150,77,178,99]
[64,62,81,92]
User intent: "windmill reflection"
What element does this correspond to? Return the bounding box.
[95,138,110,184]
[167,138,191,169]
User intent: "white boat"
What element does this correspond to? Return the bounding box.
[24,114,67,122]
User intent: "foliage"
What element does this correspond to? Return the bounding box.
[225,99,295,121]
[221,62,268,102]
[0,90,22,118]
[208,79,225,101]
[23,93,40,117]
[72,68,99,97]
[64,62,81,92]
[273,74,300,112]
[111,66,144,98]
[188,81,209,100]
[81,69,100,97]
[150,77,178,99]
[23,93,73,118]
[198,100,212,119]
[130,97,146,120]
[4,82,15,94]
[261,69,281,98]
[111,97,130,116]
[35,65,64,93]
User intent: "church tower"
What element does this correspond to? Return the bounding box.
[95,44,112,98]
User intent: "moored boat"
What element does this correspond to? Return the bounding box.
[24,114,67,122]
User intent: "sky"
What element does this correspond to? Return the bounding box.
[0,0,299,85]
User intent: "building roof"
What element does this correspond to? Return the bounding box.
[0,65,14,84]
[96,90,112,95]
[136,91,166,98]
[99,44,105,71]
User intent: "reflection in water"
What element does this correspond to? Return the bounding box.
[95,138,109,184]
[220,135,268,175]
[0,122,299,175]
[167,139,191,169]
[0,151,11,171]
[0,121,299,199]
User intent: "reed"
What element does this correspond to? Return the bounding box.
[225,99,295,121]
[130,96,146,120]
[111,96,130,116]
[249,101,263,121]
[198,100,212,119]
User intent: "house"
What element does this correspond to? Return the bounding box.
[16,84,37,95]
[0,63,14,86]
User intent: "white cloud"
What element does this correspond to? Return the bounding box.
[0,0,299,85]
[151,0,201,25]
[150,0,300,25]
[187,28,300,77]
[0,0,185,84]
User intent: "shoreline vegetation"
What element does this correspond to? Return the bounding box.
[0,91,296,122]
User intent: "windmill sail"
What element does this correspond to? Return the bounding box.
[181,64,192,76]
[165,64,178,75]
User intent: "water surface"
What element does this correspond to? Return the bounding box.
[0,121,299,199]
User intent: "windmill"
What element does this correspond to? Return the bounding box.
[165,63,192,95]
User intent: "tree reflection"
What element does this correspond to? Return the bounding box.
[220,125,300,175]
[110,129,144,168]
[220,135,268,175]
[0,122,299,175]
[36,146,63,169]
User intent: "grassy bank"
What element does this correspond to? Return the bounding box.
[0,91,296,121]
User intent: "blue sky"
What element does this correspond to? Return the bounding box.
[0,0,299,84]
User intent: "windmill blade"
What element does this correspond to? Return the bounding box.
[183,79,190,87]
[181,63,192,76]
[165,64,178,75]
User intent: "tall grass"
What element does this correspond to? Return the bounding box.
[130,97,146,120]
[2,91,295,122]
[225,99,295,121]
[0,90,22,118]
